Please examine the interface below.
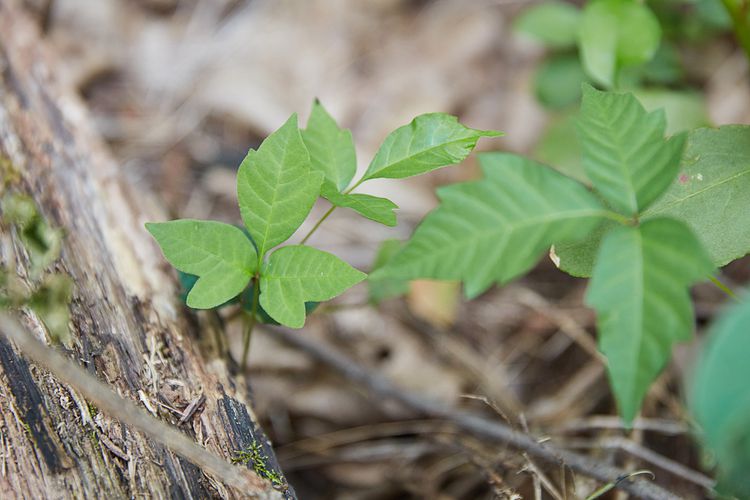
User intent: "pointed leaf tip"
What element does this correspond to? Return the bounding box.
[578,88,685,215]
[362,113,502,181]
[238,114,322,257]
[587,217,714,423]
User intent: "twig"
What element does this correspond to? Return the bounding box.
[0,313,277,497]
[267,325,682,500]
[520,414,564,500]
[515,288,604,362]
[553,415,688,436]
[565,437,715,492]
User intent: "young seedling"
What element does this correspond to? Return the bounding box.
[374,85,750,423]
[147,101,500,367]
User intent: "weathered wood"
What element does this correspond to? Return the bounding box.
[0,1,290,498]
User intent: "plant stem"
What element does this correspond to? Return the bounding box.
[602,210,637,226]
[722,0,750,62]
[241,275,261,369]
[299,176,367,245]
[709,275,738,301]
[343,177,364,194]
[300,205,336,245]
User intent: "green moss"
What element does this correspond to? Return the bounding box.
[21,421,33,442]
[231,441,284,486]
[0,156,20,187]
[87,402,99,418]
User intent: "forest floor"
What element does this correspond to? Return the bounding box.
[28,0,750,497]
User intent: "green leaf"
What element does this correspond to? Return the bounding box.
[691,295,750,498]
[362,113,502,181]
[578,0,661,87]
[638,43,684,86]
[260,246,366,328]
[578,85,686,216]
[514,1,581,49]
[321,182,398,226]
[302,102,399,226]
[368,239,410,304]
[301,100,357,192]
[376,153,606,298]
[146,220,257,309]
[533,112,587,184]
[28,274,73,345]
[533,53,588,110]
[556,126,750,276]
[586,217,714,423]
[552,219,614,277]
[237,115,324,258]
[633,89,710,135]
[645,126,750,267]
[1,194,63,276]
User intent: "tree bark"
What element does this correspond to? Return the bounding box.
[0,1,289,498]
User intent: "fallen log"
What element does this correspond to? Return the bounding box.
[0,1,288,498]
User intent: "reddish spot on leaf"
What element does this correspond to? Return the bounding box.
[679,173,689,184]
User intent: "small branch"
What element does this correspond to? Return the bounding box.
[0,313,277,497]
[300,205,336,245]
[566,437,715,492]
[267,325,682,500]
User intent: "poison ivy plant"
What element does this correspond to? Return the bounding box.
[587,218,713,421]
[145,220,258,309]
[147,101,498,364]
[556,124,750,277]
[691,294,750,498]
[260,246,365,328]
[379,153,607,298]
[361,113,501,181]
[375,85,739,422]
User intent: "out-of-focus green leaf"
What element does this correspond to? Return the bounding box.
[368,239,409,304]
[1,194,63,275]
[578,0,661,87]
[533,112,587,184]
[515,1,581,48]
[28,274,73,345]
[634,89,710,135]
[534,54,588,110]
[691,295,750,498]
